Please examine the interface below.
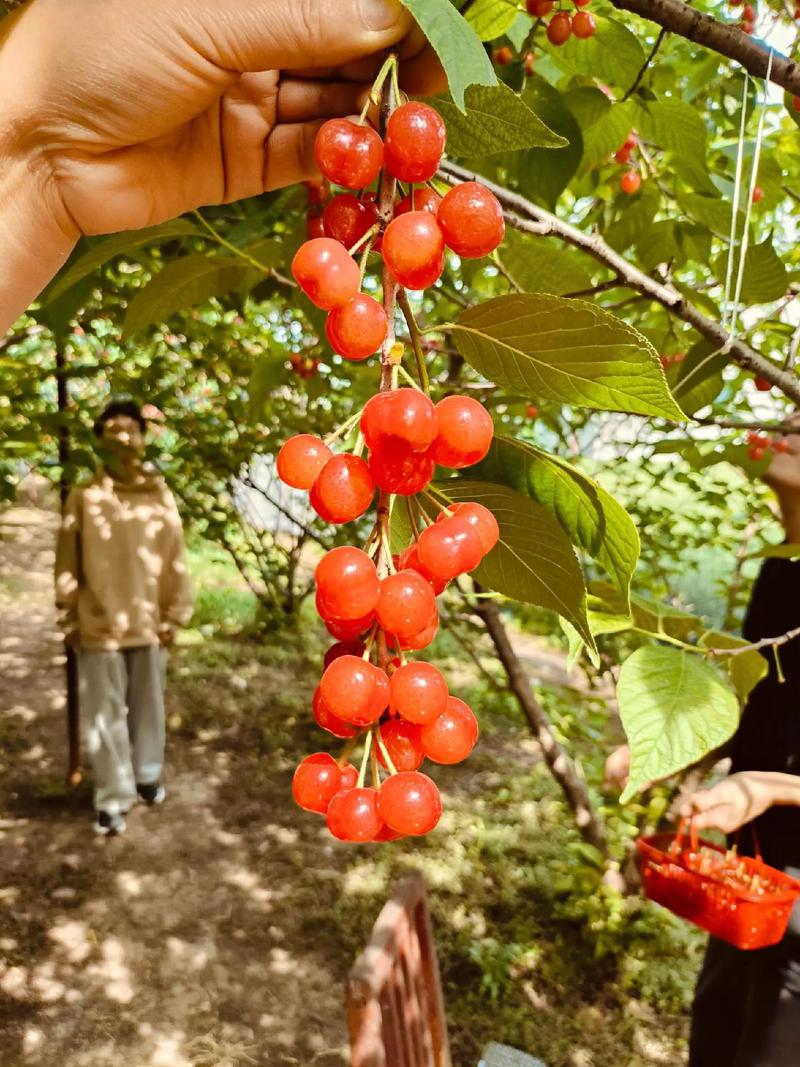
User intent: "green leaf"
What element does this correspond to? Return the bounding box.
[450,293,684,419]
[544,16,646,89]
[471,435,640,604]
[514,77,584,208]
[389,496,415,555]
[399,0,497,111]
[44,220,203,305]
[618,646,739,802]
[699,630,768,704]
[507,12,533,50]
[735,238,788,304]
[564,90,634,171]
[498,229,593,295]
[464,0,520,40]
[678,192,739,239]
[431,82,565,156]
[123,254,260,338]
[590,581,704,642]
[672,339,727,417]
[750,542,800,559]
[248,351,287,422]
[631,98,715,195]
[437,480,593,646]
[635,222,679,272]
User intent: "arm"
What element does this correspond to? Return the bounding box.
[159,501,193,640]
[683,771,800,833]
[54,488,82,644]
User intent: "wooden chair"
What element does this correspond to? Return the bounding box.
[346,874,548,1067]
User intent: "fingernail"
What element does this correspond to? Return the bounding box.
[360,0,405,30]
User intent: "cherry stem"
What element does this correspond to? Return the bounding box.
[357,729,374,789]
[358,236,376,284]
[405,495,422,540]
[348,224,380,257]
[421,487,453,517]
[370,742,381,790]
[397,289,430,393]
[396,363,426,393]
[362,622,379,659]
[337,733,360,768]
[358,54,396,125]
[324,406,363,447]
[374,726,400,776]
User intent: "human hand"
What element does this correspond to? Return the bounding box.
[681,771,781,834]
[604,744,631,792]
[158,624,176,649]
[63,630,81,649]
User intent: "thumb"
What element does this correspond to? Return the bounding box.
[192,0,414,74]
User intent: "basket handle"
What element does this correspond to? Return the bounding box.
[670,816,699,856]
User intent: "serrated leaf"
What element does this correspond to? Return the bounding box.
[590,581,704,642]
[44,220,203,305]
[545,16,646,89]
[498,229,593,295]
[450,293,684,419]
[431,82,565,156]
[713,238,788,305]
[471,435,639,604]
[699,630,768,703]
[618,646,739,802]
[635,222,679,272]
[400,0,497,111]
[464,0,520,40]
[437,480,593,646]
[507,12,533,49]
[631,98,715,195]
[389,496,415,556]
[123,254,260,338]
[513,77,584,208]
[678,192,739,239]
[564,90,634,171]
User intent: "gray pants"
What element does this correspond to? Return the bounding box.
[78,646,167,814]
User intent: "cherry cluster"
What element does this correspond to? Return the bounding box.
[612,132,642,196]
[277,82,506,843]
[746,429,789,461]
[528,0,597,43]
[729,0,757,34]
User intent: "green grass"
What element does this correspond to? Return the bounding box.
[185,535,259,634]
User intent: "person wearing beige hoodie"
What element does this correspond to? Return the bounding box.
[55,401,193,835]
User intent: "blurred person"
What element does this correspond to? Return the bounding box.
[55,401,192,834]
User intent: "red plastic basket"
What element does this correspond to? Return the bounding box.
[636,819,800,950]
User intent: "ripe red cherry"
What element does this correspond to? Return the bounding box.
[339,763,359,791]
[292,753,344,813]
[324,612,375,642]
[748,445,767,461]
[524,52,536,76]
[324,640,365,669]
[395,188,442,217]
[397,617,438,652]
[327,787,383,842]
[315,687,358,738]
[306,211,325,239]
[326,295,387,362]
[620,170,641,195]
[432,395,494,469]
[794,96,800,111]
[305,178,329,205]
[316,547,380,621]
[754,375,772,391]
[368,440,436,495]
[378,720,425,773]
[378,772,442,836]
[389,662,449,725]
[439,502,499,555]
[276,435,332,490]
[572,10,596,36]
[774,438,791,454]
[292,238,360,310]
[526,404,539,419]
[547,12,573,44]
[314,119,383,189]
[310,455,374,524]
[437,182,505,259]
[361,389,438,454]
[528,0,554,12]
[420,696,479,765]
[376,571,437,641]
[383,212,445,290]
[614,146,632,165]
[397,544,448,595]
[742,2,755,16]
[492,46,513,64]
[752,186,764,204]
[320,655,382,726]
[384,102,446,184]
[369,665,391,721]
[322,193,379,248]
[417,516,484,581]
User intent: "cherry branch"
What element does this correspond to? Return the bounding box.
[706,623,800,658]
[609,0,800,96]
[438,160,800,406]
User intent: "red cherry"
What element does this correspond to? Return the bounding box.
[324,641,365,669]
[432,395,494,469]
[314,119,383,189]
[383,212,446,290]
[397,544,448,595]
[361,389,438,454]
[742,2,755,17]
[377,772,442,836]
[292,753,343,813]
[322,193,379,248]
[524,52,536,76]
[326,295,387,362]
[748,445,767,461]
[620,170,641,195]
[324,612,375,642]
[373,824,405,842]
[416,516,484,581]
[439,502,499,555]
[376,571,437,641]
[741,19,754,33]
[793,96,800,111]
[276,435,332,490]
[305,178,330,205]
[547,12,573,44]
[316,547,380,621]
[369,665,391,722]
[384,102,446,184]
[752,186,764,204]
[526,404,539,419]
[377,720,425,772]
[310,455,374,524]
[614,146,632,165]
[437,183,504,259]
[320,655,382,726]
[420,696,479,765]
[306,211,325,239]
[774,438,791,454]
[527,0,554,14]
[395,188,442,217]
[572,10,596,36]
[327,787,383,842]
[755,375,773,392]
[623,134,637,150]
[368,440,436,495]
[397,617,438,652]
[389,662,449,725]
[291,238,360,310]
[492,46,513,65]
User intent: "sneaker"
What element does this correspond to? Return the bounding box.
[93,810,127,836]
[136,782,166,806]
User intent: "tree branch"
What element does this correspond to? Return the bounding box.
[706,623,800,658]
[610,0,800,96]
[438,160,800,405]
[623,26,667,100]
